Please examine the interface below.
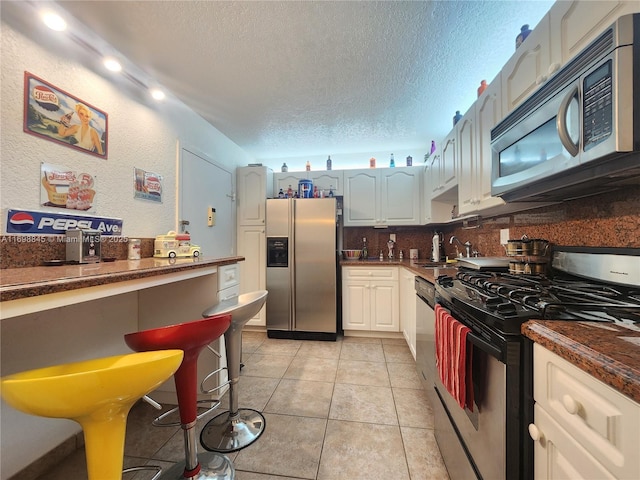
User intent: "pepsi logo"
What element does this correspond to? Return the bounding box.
[9,212,35,232]
[33,85,60,112]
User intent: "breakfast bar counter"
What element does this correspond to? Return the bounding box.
[0,256,244,319]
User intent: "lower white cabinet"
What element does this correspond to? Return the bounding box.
[342,266,399,332]
[400,267,416,359]
[237,225,266,326]
[530,344,640,480]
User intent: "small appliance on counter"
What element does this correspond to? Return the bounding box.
[66,228,101,263]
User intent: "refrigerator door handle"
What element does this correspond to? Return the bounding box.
[289,198,296,331]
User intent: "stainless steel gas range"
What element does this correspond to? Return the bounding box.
[418,246,640,480]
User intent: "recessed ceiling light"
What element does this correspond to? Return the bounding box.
[103,57,122,72]
[41,11,67,31]
[150,89,166,101]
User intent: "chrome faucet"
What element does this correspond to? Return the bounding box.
[450,236,472,258]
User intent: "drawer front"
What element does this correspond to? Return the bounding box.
[534,344,640,478]
[342,266,398,280]
[218,264,240,290]
[533,404,616,480]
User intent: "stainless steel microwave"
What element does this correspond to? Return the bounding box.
[491,13,640,202]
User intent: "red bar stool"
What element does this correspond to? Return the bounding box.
[200,290,268,453]
[0,350,183,480]
[125,314,234,480]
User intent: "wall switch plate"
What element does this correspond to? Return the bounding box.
[390,233,396,242]
[500,228,510,245]
[208,207,216,227]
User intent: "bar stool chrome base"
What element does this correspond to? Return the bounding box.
[160,451,235,479]
[200,408,266,453]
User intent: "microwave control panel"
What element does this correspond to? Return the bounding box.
[583,60,613,151]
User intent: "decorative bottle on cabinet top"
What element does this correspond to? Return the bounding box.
[516,24,531,49]
[281,162,288,172]
[477,80,487,97]
[453,110,462,126]
[369,157,376,168]
[389,153,395,168]
[326,155,332,170]
[305,160,311,171]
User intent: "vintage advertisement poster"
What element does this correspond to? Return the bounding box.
[133,167,163,203]
[24,72,108,159]
[41,162,97,212]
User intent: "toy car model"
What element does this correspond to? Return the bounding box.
[153,231,201,258]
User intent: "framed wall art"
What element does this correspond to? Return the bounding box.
[24,72,108,159]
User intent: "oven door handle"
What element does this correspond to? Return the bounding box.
[467,331,503,360]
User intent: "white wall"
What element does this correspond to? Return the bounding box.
[0,21,254,241]
[0,19,253,478]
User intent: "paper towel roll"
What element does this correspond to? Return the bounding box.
[410,249,419,260]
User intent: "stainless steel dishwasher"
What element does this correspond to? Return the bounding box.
[414,276,436,408]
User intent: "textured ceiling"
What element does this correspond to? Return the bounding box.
[26,1,554,164]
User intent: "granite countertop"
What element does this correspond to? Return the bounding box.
[340,257,459,284]
[522,320,640,404]
[0,256,244,302]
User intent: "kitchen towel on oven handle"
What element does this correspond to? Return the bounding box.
[435,304,474,411]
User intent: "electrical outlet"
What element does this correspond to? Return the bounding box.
[500,228,510,245]
[390,234,396,242]
[208,207,216,227]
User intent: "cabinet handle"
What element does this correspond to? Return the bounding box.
[528,423,544,442]
[562,394,580,415]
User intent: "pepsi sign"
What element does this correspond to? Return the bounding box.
[6,209,123,235]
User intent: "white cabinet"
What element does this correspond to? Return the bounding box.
[399,267,416,359]
[458,76,507,215]
[236,225,266,326]
[344,167,421,226]
[274,171,344,197]
[530,344,640,480]
[236,166,273,225]
[342,266,399,332]
[549,1,639,70]
[431,129,457,196]
[236,166,271,326]
[501,13,552,114]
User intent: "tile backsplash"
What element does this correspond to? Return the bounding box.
[344,185,639,260]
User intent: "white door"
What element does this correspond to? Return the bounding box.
[179,146,234,257]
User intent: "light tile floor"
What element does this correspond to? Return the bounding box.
[35,333,449,480]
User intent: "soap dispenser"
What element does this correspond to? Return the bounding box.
[432,232,440,262]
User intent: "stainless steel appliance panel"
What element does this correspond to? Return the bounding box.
[491,13,640,202]
[294,199,337,333]
[266,200,292,332]
[415,276,436,406]
[434,349,507,480]
[266,198,337,337]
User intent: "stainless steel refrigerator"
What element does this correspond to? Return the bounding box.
[266,197,337,340]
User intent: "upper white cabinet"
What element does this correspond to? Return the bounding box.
[458,76,506,215]
[549,1,639,69]
[236,166,273,225]
[501,13,552,114]
[344,167,422,226]
[431,129,457,196]
[274,170,344,197]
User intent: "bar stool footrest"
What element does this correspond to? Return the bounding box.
[152,399,222,427]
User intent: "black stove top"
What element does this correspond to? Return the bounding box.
[435,268,640,336]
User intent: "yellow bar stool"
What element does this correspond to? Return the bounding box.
[0,350,184,480]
